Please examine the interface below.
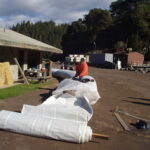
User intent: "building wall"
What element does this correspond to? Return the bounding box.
[89,53,113,64]
[10,65,18,81]
[128,52,144,66]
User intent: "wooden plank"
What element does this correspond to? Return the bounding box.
[38,76,51,80]
[10,49,29,85]
[92,133,110,140]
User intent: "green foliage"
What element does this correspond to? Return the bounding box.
[114,41,127,49]
[145,48,150,61]
[84,8,113,32]
[62,8,113,54]
[0,81,55,99]
[109,0,150,58]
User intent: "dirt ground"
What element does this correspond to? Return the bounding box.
[0,67,150,150]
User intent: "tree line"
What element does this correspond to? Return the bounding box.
[11,20,68,49]
[11,0,150,60]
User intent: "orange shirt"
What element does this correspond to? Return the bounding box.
[75,61,88,77]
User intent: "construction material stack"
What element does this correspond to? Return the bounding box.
[0,62,13,86]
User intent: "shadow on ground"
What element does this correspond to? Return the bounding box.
[123,100,150,106]
[128,97,150,101]
[39,87,57,103]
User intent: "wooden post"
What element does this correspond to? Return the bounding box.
[10,49,29,85]
[48,60,52,77]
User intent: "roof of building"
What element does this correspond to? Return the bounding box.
[0,27,62,53]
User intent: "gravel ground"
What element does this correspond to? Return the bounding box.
[0,67,150,150]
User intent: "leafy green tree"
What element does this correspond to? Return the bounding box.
[84,8,112,32]
[62,19,88,54]
[62,8,113,54]
[110,0,150,55]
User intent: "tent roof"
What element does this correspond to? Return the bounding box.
[0,27,62,53]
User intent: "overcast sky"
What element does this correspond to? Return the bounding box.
[0,0,116,28]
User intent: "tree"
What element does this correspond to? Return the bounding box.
[11,3,150,60]
[11,21,68,49]
[62,8,113,54]
[84,8,112,32]
[62,19,89,55]
[84,8,113,44]
[110,0,150,55]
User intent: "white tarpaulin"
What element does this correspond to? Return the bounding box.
[52,79,100,105]
[0,94,93,143]
[0,69,101,143]
[22,93,93,122]
[0,110,92,143]
[52,69,76,79]
[52,69,96,81]
[52,69,101,105]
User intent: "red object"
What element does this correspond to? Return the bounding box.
[128,52,144,66]
[75,61,88,77]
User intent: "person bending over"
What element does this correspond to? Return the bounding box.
[73,58,88,80]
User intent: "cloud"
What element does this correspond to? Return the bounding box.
[0,0,116,28]
[0,15,42,28]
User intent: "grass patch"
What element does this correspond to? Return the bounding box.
[0,80,55,99]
